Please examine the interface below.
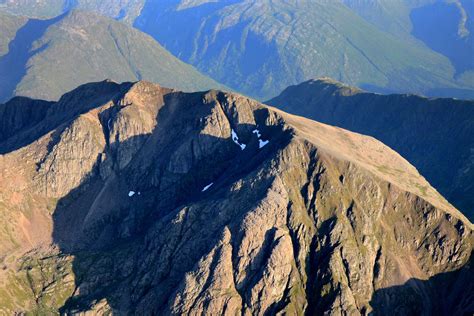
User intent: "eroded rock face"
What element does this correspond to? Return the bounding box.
[0,81,472,314]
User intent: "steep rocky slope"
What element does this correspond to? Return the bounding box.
[267,78,474,222]
[0,81,472,314]
[0,10,224,102]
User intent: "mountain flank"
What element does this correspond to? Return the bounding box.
[132,0,474,100]
[267,78,474,221]
[0,10,225,102]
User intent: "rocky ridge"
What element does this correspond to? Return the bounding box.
[267,78,474,222]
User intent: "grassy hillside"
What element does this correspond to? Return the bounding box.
[0,10,225,102]
[0,0,66,18]
[410,0,474,75]
[0,0,145,20]
[343,0,474,82]
[0,11,27,56]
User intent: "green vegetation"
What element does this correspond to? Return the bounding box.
[0,10,225,102]
[0,251,75,315]
[0,11,27,56]
[0,0,145,21]
[0,0,65,18]
[1,0,472,100]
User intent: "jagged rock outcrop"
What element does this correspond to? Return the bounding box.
[0,80,472,314]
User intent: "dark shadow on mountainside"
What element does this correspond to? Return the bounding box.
[0,12,67,102]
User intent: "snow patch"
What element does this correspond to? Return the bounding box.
[231,129,246,150]
[128,191,136,197]
[202,183,213,192]
[259,139,269,148]
[231,129,239,142]
[252,129,261,138]
[253,128,269,148]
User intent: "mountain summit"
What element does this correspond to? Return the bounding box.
[0,81,472,314]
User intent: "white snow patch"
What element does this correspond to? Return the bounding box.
[253,128,269,148]
[259,139,269,148]
[202,183,213,192]
[231,129,239,142]
[231,129,246,150]
[128,191,136,197]
[252,129,261,138]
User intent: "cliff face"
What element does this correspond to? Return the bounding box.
[267,78,474,222]
[0,96,53,144]
[0,81,472,314]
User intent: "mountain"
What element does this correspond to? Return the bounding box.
[267,78,474,222]
[6,0,473,76]
[2,1,473,100]
[131,0,474,100]
[0,10,224,102]
[0,0,67,18]
[0,80,472,314]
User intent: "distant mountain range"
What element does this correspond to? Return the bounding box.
[0,9,224,102]
[267,78,474,221]
[2,0,472,101]
[0,81,472,314]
